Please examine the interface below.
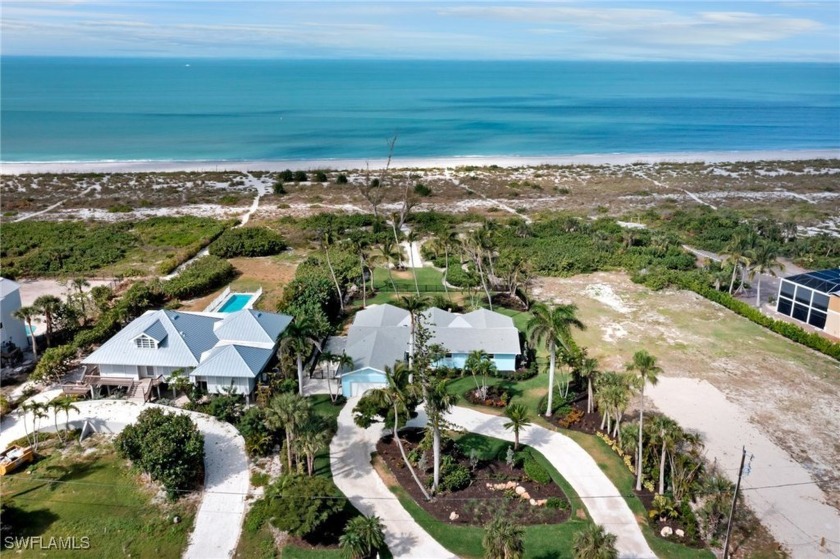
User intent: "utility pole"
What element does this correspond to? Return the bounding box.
[723,446,747,559]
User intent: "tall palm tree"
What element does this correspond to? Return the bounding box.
[428,229,459,302]
[502,404,531,450]
[651,414,680,495]
[329,353,353,402]
[748,242,784,307]
[349,235,372,308]
[577,353,600,415]
[465,230,494,309]
[295,425,329,476]
[527,303,586,417]
[70,277,90,321]
[50,397,80,445]
[31,402,48,451]
[395,295,428,369]
[339,515,386,559]
[377,239,401,295]
[33,295,62,347]
[280,316,322,396]
[626,349,662,491]
[405,229,421,295]
[13,306,38,358]
[595,372,634,438]
[265,392,312,472]
[425,377,457,494]
[19,401,36,447]
[572,523,618,559]
[483,515,524,559]
[364,363,430,500]
[321,231,345,312]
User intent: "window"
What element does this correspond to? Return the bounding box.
[808,310,827,329]
[812,292,829,312]
[134,335,157,349]
[792,304,809,322]
[780,281,795,298]
[776,298,792,316]
[794,287,812,305]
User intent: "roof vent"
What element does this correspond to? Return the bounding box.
[179,331,186,337]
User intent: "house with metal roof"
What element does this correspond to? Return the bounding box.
[82,308,292,397]
[0,278,28,351]
[775,268,840,338]
[330,304,521,397]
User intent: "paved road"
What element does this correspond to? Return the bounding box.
[445,406,657,559]
[1,399,249,559]
[330,397,457,559]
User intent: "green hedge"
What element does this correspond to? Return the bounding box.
[163,255,236,300]
[208,227,287,258]
[635,268,840,362]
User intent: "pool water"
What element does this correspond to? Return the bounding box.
[217,294,252,313]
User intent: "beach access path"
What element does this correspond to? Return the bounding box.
[0,399,250,559]
[330,397,457,559]
[444,406,656,559]
[648,378,840,559]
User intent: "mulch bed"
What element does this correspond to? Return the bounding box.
[463,385,510,408]
[376,429,571,527]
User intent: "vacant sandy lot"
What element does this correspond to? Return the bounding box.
[531,272,840,511]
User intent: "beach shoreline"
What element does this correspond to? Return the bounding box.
[2,149,839,174]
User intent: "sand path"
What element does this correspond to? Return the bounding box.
[11,185,97,222]
[647,377,840,559]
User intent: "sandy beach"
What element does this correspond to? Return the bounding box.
[2,149,839,175]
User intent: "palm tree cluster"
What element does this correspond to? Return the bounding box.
[265,392,329,476]
[723,231,784,303]
[19,396,80,449]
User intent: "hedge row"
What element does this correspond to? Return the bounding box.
[209,227,287,258]
[163,256,236,300]
[636,268,840,362]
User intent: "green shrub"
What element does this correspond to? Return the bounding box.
[293,171,308,182]
[414,183,432,197]
[243,498,271,534]
[336,174,348,184]
[209,227,287,258]
[314,171,328,182]
[273,180,287,195]
[114,407,204,499]
[441,464,472,492]
[545,496,567,510]
[523,457,551,485]
[163,255,236,300]
[108,203,133,213]
[266,475,346,537]
[31,345,77,385]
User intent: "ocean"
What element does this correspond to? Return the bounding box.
[1,58,838,163]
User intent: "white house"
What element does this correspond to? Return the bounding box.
[82,308,292,397]
[0,278,28,350]
[329,304,521,397]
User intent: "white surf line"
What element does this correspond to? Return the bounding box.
[447,170,532,223]
[12,185,97,222]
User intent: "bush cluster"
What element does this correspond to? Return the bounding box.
[439,456,472,492]
[209,227,287,258]
[163,255,236,300]
[523,456,551,485]
[265,474,346,537]
[115,408,204,499]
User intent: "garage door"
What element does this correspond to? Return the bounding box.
[350,382,387,397]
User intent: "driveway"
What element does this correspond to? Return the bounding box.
[1,399,249,559]
[445,406,657,559]
[330,397,457,559]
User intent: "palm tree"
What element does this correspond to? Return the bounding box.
[651,414,680,495]
[70,277,90,321]
[405,229,421,295]
[428,229,459,302]
[502,404,531,450]
[465,349,496,400]
[340,515,386,559]
[577,353,600,414]
[465,230,494,309]
[265,392,312,473]
[483,515,524,559]
[377,239,401,295]
[30,402,48,451]
[321,231,345,312]
[13,306,38,358]
[33,295,62,347]
[527,303,586,417]
[395,294,428,369]
[19,401,36,447]
[280,315,322,396]
[329,353,353,402]
[572,523,618,559]
[364,363,430,500]
[349,235,372,308]
[295,425,329,476]
[426,377,457,494]
[749,242,784,307]
[595,372,634,437]
[168,369,192,398]
[50,397,80,445]
[626,349,662,492]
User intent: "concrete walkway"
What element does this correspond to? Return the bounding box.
[1,399,249,559]
[445,406,657,559]
[330,397,457,559]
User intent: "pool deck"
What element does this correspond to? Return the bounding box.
[203,287,262,313]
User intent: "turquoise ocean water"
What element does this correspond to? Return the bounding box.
[1,58,838,162]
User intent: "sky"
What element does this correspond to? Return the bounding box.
[2,1,839,61]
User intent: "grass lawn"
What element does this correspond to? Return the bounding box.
[384,434,592,559]
[372,266,446,292]
[0,440,196,558]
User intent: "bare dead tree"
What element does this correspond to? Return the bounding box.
[359,136,397,228]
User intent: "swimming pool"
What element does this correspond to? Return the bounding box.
[217,293,252,313]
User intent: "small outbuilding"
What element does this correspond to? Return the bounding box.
[775,268,840,337]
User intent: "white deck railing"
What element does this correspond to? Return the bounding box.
[204,287,231,312]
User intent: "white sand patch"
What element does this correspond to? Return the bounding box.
[602,322,628,343]
[583,283,633,314]
[648,378,840,559]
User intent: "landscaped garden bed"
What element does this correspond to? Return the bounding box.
[375,429,572,527]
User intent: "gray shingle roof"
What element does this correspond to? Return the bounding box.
[191,344,273,379]
[343,304,520,373]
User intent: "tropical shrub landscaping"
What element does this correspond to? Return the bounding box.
[209,226,287,258]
